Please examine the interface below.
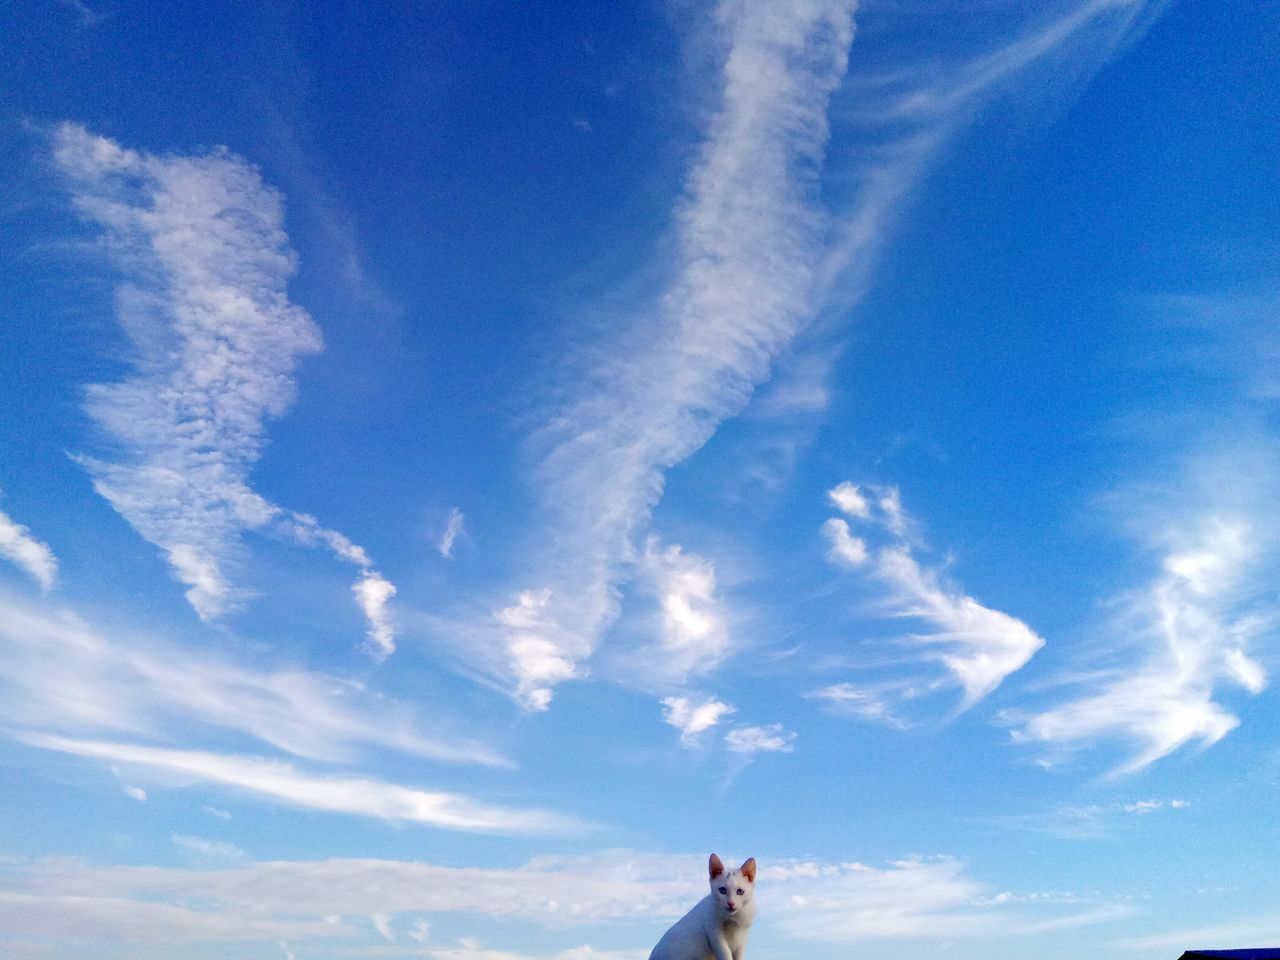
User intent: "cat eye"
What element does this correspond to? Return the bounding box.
[736,888,744,895]
[718,886,727,894]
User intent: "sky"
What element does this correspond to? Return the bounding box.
[1,0,1278,958]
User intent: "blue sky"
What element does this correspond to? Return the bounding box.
[1,1,1278,958]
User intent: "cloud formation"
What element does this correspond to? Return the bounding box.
[660,695,735,745]
[0,592,505,767]
[440,507,465,559]
[470,0,1157,712]
[2,850,1119,947]
[488,0,858,709]
[819,483,1045,718]
[724,724,796,754]
[0,508,57,591]
[1012,514,1270,773]
[52,123,397,655]
[638,540,731,682]
[22,734,578,834]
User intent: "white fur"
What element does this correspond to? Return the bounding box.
[649,854,756,960]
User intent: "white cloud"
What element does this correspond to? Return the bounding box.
[21,734,581,834]
[0,509,57,591]
[171,834,246,861]
[354,571,398,660]
[12,850,705,928]
[994,798,1191,840]
[1012,515,1270,773]
[3,850,1121,946]
[420,0,1156,712]
[747,349,835,419]
[875,487,907,538]
[771,856,1130,942]
[828,482,871,519]
[874,545,1046,706]
[122,784,147,802]
[0,592,507,768]
[0,891,347,943]
[52,123,396,653]
[1122,799,1187,814]
[808,682,913,730]
[821,483,1045,712]
[391,0,1169,718]
[496,590,580,711]
[485,1,859,709]
[660,695,735,745]
[1114,913,1280,954]
[440,508,465,559]
[639,541,730,681]
[822,517,867,566]
[724,724,796,754]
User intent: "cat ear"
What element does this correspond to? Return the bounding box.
[740,858,756,883]
[709,853,725,879]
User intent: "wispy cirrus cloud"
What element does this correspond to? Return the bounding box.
[20,734,579,834]
[1009,276,1280,773]
[52,123,397,656]
[992,797,1190,840]
[1011,511,1272,774]
[439,507,465,559]
[0,891,348,943]
[724,723,796,754]
[634,540,731,683]
[0,508,57,591]
[171,833,247,862]
[463,0,1157,712]
[660,695,735,745]
[2,850,1123,948]
[478,0,857,709]
[1114,912,1280,955]
[806,680,913,730]
[770,856,1128,942]
[818,482,1045,719]
[0,592,506,767]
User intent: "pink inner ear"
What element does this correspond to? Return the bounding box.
[741,858,756,883]
[709,854,725,879]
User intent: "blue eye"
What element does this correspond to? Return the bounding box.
[736,888,744,895]
[719,886,727,894]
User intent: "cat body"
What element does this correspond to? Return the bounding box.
[648,854,756,960]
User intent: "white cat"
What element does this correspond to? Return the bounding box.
[649,854,757,960]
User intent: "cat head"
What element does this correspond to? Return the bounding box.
[708,853,756,916]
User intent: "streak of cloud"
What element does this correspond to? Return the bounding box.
[474,0,1156,710]
[485,0,856,708]
[21,734,581,834]
[0,592,507,767]
[724,724,796,754]
[0,508,57,591]
[639,540,730,681]
[439,508,465,559]
[1012,514,1271,773]
[660,695,735,745]
[51,123,397,655]
[820,482,1045,713]
[6,850,1122,945]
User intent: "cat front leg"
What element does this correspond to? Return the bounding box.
[708,933,734,960]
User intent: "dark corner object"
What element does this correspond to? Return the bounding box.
[1179,951,1280,960]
